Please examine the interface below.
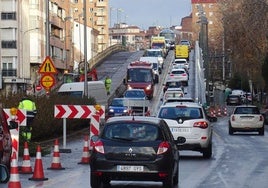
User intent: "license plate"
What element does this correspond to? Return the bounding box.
[117,165,144,172]
[170,128,190,133]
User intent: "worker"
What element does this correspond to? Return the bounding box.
[18,97,37,141]
[104,76,112,95]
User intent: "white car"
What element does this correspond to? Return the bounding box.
[168,68,189,85]
[162,88,184,103]
[173,58,189,69]
[229,105,264,135]
[157,102,214,158]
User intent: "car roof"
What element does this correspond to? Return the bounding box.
[106,116,162,124]
[161,102,201,108]
[234,105,258,108]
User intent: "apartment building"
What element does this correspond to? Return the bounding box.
[0,0,109,96]
[191,0,223,51]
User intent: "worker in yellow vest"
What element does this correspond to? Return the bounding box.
[18,97,37,141]
[104,76,112,95]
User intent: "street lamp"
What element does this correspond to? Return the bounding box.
[64,16,72,70]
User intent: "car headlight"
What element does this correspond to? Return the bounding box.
[146,85,152,90]
[123,109,128,113]
[109,109,114,113]
[127,85,133,90]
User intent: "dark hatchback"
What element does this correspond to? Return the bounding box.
[90,116,179,188]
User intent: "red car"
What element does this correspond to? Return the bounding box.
[0,107,18,183]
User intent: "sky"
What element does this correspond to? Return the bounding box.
[109,0,192,29]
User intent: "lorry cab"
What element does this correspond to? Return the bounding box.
[57,81,108,108]
[124,61,156,100]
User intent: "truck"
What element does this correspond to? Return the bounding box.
[150,36,167,57]
[124,61,156,100]
[175,44,189,60]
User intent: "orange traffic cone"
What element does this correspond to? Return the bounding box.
[78,135,90,164]
[47,139,65,170]
[8,152,22,188]
[29,145,48,181]
[19,142,33,174]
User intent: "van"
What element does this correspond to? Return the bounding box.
[57,81,108,108]
[175,45,189,60]
[139,56,161,83]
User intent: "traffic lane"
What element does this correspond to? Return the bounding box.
[180,116,268,188]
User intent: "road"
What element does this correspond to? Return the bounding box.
[3,50,268,188]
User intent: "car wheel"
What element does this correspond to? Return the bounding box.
[162,170,173,188]
[90,173,102,188]
[173,165,179,186]
[203,142,212,159]
[259,126,264,135]
[229,124,234,135]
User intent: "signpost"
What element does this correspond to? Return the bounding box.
[38,56,57,92]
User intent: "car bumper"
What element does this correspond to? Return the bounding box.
[90,155,176,182]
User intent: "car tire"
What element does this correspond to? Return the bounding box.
[162,170,173,188]
[259,126,264,135]
[229,124,234,135]
[203,142,212,159]
[90,173,102,188]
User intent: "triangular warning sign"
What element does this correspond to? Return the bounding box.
[38,56,58,74]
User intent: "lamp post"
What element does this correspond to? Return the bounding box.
[83,0,88,97]
[64,16,72,71]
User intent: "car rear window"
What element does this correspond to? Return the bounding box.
[103,123,161,141]
[158,107,203,120]
[234,107,260,114]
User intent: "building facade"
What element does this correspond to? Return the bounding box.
[0,0,109,96]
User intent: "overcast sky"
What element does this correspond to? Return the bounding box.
[109,0,192,29]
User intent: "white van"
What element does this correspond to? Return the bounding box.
[57,81,108,108]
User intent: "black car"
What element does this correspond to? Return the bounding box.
[90,116,179,188]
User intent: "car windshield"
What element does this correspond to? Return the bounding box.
[124,90,146,98]
[110,99,124,107]
[234,107,260,114]
[103,123,161,141]
[158,106,203,120]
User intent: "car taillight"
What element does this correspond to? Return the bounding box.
[231,115,235,121]
[94,140,104,154]
[182,73,187,76]
[193,121,208,129]
[157,141,170,155]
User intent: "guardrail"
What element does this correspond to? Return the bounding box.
[89,44,127,69]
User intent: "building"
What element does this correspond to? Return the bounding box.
[0,0,109,96]
[191,0,223,51]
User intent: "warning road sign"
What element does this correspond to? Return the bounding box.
[38,56,58,74]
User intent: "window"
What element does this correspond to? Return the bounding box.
[1,41,17,48]
[1,12,16,20]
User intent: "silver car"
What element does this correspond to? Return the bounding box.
[157,102,213,158]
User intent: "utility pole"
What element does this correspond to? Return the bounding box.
[83,0,88,97]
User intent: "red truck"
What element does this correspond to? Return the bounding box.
[124,61,156,100]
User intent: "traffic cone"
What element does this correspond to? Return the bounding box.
[47,139,65,170]
[29,145,48,181]
[8,152,22,188]
[78,135,90,164]
[19,141,33,174]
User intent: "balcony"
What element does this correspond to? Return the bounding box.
[2,69,17,77]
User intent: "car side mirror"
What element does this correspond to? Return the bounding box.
[0,164,10,183]
[9,121,18,129]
